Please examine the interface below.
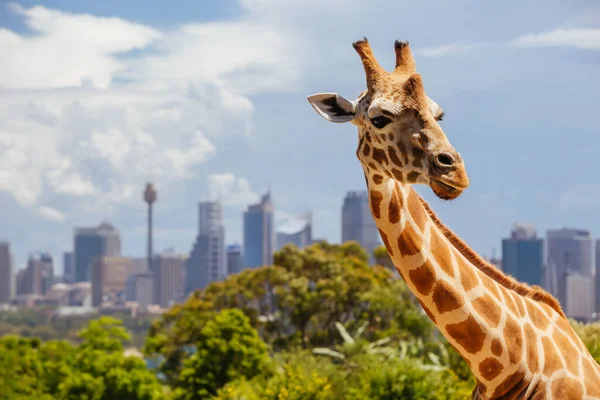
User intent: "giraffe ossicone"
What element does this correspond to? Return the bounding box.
[308,38,600,400]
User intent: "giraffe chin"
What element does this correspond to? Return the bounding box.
[430,179,463,200]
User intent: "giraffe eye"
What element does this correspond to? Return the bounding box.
[370,116,392,129]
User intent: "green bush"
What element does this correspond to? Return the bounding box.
[173,309,273,400]
[344,354,473,400]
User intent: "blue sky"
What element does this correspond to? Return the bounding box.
[0,0,599,272]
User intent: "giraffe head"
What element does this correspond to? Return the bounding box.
[308,38,469,200]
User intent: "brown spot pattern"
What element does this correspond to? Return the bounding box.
[542,336,563,375]
[412,147,425,168]
[362,143,371,156]
[378,229,394,257]
[397,140,409,164]
[479,357,503,381]
[526,301,551,331]
[584,358,600,397]
[446,315,486,354]
[555,316,584,351]
[388,188,401,224]
[432,280,464,313]
[368,162,377,170]
[388,146,403,167]
[397,223,422,257]
[369,190,384,219]
[471,295,501,328]
[365,131,372,142]
[487,281,502,303]
[551,377,583,400]
[456,253,478,292]
[490,338,503,357]
[372,174,384,185]
[406,189,427,231]
[408,260,436,296]
[372,148,388,165]
[511,292,526,318]
[391,168,403,181]
[491,369,527,399]
[418,299,437,324]
[407,171,419,183]
[504,317,523,364]
[523,323,539,373]
[553,329,579,376]
[429,229,454,278]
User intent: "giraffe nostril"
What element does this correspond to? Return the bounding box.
[435,153,455,168]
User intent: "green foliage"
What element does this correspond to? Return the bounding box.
[173,309,273,400]
[571,319,600,363]
[345,354,472,400]
[0,317,165,400]
[0,307,158,346]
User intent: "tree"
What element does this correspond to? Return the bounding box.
[0,317,165,400]
[144,241,435,382]
[173,309,272,400]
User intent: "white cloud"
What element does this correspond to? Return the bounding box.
[0,3,161,89]
[0,3,298,218]
[208,173,260,207]
[36,206,65,222]
[512,28,600,50]
[416,27,600,59]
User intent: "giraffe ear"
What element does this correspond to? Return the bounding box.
[307,93,357,123]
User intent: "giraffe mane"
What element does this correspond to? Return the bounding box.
[415,191,567,319]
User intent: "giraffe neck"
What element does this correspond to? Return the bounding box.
[363,170,555,398]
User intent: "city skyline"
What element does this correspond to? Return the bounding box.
[4,184,600,321]
[1,1,599,274]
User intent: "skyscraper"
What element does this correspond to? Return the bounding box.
[16,252,53,296]
[63,252,74,283]
[226,244,244,275]
[547,228,592,309]
[566,272,594,322]
[186,201,226,293]
[152,251,187,308]
[0,242,12,303]
[277,212,312,250]
[74,222,121,282]
[341,190,380,263]
[501,223,543,287]
[243,192,275,269]
[91,256,138,307]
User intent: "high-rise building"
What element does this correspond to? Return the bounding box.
[124,258,148,302]
[135,273,154,309]
[0,242,13,303]
[74,222,121,282]
[63,252,74,283]
[91,256,138,307]
[16,252,53,296]
[277,212,312,251]
[152,251,188,308]
[227,244,244,275]
[566,272,594,322]
[501,223,544,287]
[186,202,226,294]
[341,190,380,263]
[547,228,592,309]
[243,192,275,268]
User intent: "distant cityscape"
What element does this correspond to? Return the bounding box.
[0,184,598,324]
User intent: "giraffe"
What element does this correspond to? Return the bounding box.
[307,38,600,399]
